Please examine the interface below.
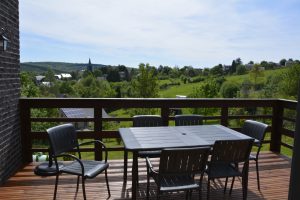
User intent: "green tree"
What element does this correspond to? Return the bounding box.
[280,63,300,99]
[20,72,40,97]
[236,65,246,75]
[44,68,56,82]
[132,63,159,98]
[250,64,264,89]
[210,64,223,76]
[220,81,239,98]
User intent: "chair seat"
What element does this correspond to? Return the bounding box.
[207,163,241,179]
[61,160,109,178]
[138,150,161,158]
[152,174,199,192]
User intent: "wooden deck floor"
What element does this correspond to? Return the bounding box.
[0,152,291,200]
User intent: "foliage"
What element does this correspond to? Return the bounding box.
[220,81,240,98]
[131,63,159,98]
[20,72,40,97]
[236,65,246,75]
[74,74,116,97]
[250,64,264,89]
[280,63,300,99]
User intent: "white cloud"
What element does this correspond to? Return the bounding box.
[20,0,300,67]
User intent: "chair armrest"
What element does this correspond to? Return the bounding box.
[55,153,85,175]
[146,157,158,175]
[78,140,108,162]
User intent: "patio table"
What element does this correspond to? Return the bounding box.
[119,124,253,200]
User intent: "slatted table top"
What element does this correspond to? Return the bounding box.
[119,125,253,151]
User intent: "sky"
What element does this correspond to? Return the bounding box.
[20,0,300,68]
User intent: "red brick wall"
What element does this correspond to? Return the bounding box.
[0,0,21,184]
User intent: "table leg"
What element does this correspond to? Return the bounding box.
[124,150,128,181]
[132,151,138,200]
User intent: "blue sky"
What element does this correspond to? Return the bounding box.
[20,0,300,68]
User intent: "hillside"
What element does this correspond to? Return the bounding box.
[21,62,106,73]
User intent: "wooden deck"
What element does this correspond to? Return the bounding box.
[0,152,291,200]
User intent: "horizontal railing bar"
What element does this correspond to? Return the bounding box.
[281,142,293,150]
[282,116,296,123]
[281,128,295,138]
[20,98,279,108]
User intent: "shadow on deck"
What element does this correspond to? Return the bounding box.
[0,152,291,200]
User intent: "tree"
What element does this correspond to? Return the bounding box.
[250,64,264,89]
[132,63,159,98]
[20,72,40,97]
[281,63,300,98]
[106,68,121,82]
[236,65,246,75]
[279,59,287,66]
[210,64,223,76]
[44,68,56,82]
[220,81,239,98]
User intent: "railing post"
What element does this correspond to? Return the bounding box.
[94,106,103,161]
[270,100,283,153]
[161,107,169,126]
[20,100,32,163]
[221,106,229,127]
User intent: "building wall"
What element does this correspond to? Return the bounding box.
[0,0,21,184]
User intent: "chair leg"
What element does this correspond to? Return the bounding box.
[124,150,128,181]
[229,177,235,195]
[207,179,210,200]
[146,171,150,199]
[224,177,228,194]
[53,174,59,200]
[82,177,86,200]
[76,176,80,192]
[255,159,260,190]
[199,174,203,200]
[105,169,111,197]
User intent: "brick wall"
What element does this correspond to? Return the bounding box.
[0,0,21,185]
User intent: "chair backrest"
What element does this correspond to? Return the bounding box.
[47,124,78,157]
[158,147,210,176]
[210,139,254,164]
[175,114,203,126]
[133,115,163,127]
[242,120,268,142]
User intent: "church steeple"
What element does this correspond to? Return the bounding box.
[87,58,93,72]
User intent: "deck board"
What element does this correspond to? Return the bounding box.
[0,152,291,199]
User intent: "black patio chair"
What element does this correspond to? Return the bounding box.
[241,120,268,190]
[146,147,210,200]
[47,124,110,200]
[206,139,254,200]
[124,115,163,181]
[175,114,204,126]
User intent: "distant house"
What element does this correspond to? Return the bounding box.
[222,65,231,73]
[54,73,72,80]
[35,75,45,85]
[59,108,110,130]
[245,64,254,70]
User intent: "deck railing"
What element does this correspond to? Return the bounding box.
[19,98,297,163]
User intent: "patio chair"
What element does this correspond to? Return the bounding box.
[47,124,110,200]
[241,120,268,190]
[124,115,163,181]
[146,147,210,200]
[206,139,254,200]
[175,114,203,126]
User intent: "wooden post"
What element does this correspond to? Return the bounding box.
[270,100,283,153]
[94,106,103,161]
[20,101,32,163]
[289,89,300,199]
[161,107,169,126]
[221,107,229,127]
